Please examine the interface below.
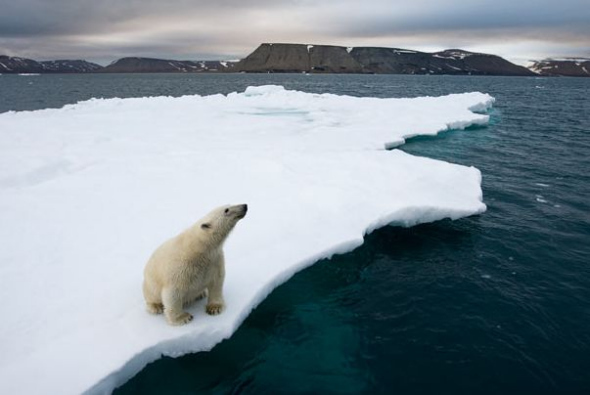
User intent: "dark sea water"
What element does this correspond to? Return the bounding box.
[2,74,589,394]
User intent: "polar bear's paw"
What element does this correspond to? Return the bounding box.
[146,303,164,315]
[168,312,194,326]
[206,303,224,315]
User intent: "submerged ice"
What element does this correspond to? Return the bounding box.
[0,85,493,394]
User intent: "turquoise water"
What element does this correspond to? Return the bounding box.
[2,74,589,394]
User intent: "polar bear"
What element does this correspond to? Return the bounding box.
[142,204,248,325]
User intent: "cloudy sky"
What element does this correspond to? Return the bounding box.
[1,0,588,65]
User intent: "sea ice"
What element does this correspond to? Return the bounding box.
[0,85,493,394]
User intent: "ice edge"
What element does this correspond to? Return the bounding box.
[383,95,494,149]
[83,97,492,395]
[88,205,487,395]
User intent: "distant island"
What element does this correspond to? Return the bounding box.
[235,44,536,76]
[1,44,589,76]
[528,58,590,77]
[0,55,102,73]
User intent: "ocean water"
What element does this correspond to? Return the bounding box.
[2,74,589,394]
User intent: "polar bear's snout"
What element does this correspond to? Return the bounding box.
[229,204,248,219]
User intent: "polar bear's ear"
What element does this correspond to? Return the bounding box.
[201,223,212,230]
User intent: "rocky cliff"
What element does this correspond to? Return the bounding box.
[528,59,590,77]
[0,55,102,73]
[235,44,536,76]
[235,44,364,73]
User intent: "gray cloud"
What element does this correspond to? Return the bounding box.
[305,1,590,40]
[0,0,588,64]
[0,0,285,36]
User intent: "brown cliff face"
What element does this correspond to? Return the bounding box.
[235,44,535,76]
[235,43,363,73]
[236,44,309,72]
[308,45,364,73]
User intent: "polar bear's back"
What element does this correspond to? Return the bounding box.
[143,228,215,297]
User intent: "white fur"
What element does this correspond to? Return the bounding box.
[142,204,247,325]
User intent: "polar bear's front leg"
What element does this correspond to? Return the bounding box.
[206,285,224,315]
[162,287,193,325]
[206,266,225,315]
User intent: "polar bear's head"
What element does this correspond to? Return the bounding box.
[199,204,248,246]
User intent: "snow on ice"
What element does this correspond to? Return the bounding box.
[0,86,493,394]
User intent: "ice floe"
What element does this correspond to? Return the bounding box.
[0,85,493,394]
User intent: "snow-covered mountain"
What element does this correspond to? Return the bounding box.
[528,58,590,77]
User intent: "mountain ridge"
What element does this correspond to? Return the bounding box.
[100,57,235,73]
[1,44,588,76]
[234,44,536,76]
[0,55,102,73]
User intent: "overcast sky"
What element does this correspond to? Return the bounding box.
[0,0,588,65]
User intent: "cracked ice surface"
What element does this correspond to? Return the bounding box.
[0,86,493,394]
